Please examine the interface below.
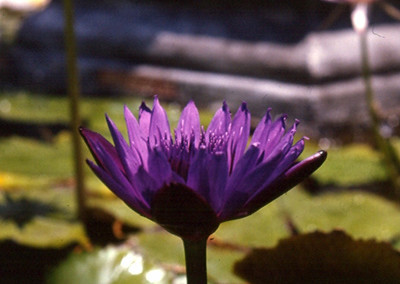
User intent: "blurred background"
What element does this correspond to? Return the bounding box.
[1,0,400,283]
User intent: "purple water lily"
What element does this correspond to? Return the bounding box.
[80,97,326,240]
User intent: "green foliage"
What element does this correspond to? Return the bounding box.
[217,188,400,247]
[0,188,87,248]
[302,143,388,186]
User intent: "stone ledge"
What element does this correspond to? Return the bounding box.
[98,64,400,141]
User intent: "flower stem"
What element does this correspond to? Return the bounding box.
[183,238,208,284]
[359,30,400,193]
[63,0,87,220]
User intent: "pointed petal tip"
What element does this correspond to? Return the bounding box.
[222,101,229,111]
[316,149,328,160]
[78,126,86,134]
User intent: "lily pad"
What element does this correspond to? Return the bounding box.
[0,189,87,248]
[217,188,400,249]
[282,189,400,241]
[234,230,400,284]
[301,143,387,186]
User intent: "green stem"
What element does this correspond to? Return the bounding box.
[183,238,208,284]
[63,0,86,220]
[359,30,400,193]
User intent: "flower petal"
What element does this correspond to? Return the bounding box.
[218,147,283,220]
[251,108,272,144]
[255,114,288,157]
[106,115,141,183]
[139,101,151,138]
[186,146,210,197]
[226,144,261,190]
[79,127,123,172]
[240,150,328,218]
[149,96,171,147]
[228,102,250,172]
[175,101,201,146]
[87,160,151,217]
[207,151,229,212]
[124,105,148,164]
[206,101,231,138]
[147,146,173,188]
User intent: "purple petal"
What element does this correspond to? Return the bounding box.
[218,147,284,220]
[139,101,151,138]
[240,150,328,218]
[87,160,151,217]
[149,96,171,147]
[206,151,229,212]
[186,146,210,197]
[206,101,231,138]
[175,101,200,146]
[106,115,141,183]
[124,105,148,163]
[255,114,288,157]
[147,146,173,188]
[227,102,250,173]
[79,127,123,172]
[86,141,151,215]
[247,138,306,203]
[226,144,261,190]
[251,108,272,144]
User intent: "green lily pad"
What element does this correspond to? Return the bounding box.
[301,143,387,186]
[0,189,87,248]
[234,230,400,284]
[217,188,400,250]
[283,189,400,240]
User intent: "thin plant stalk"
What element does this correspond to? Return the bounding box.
[63,0,87,220]
[359,30,400,193]
[183,238,208,284]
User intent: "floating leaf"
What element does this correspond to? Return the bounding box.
[0,190,86,248]
[217,188,400,252]
[235,230,400,284]
[282,189,400,241]
[301,143,387,186]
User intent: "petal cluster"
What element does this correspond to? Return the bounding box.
[80,97,326,239]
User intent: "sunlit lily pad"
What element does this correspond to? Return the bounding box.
[282,189,400,240]
[217,188,400,250]
[302,143,387,186]
[0,189,86,248]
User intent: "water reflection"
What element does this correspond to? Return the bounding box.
[145,268,166,283]
[120,252,144,275]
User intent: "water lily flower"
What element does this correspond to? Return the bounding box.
[80,97,326,283]
[80,97,326,240]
